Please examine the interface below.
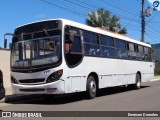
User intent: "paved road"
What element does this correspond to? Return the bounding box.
[0,81,160,119]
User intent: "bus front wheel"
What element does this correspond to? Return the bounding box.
[86,76,97,99]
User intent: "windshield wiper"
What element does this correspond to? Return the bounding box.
[43,29,54,41]
[43,29,56,49]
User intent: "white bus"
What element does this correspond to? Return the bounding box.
[9,19,154,99]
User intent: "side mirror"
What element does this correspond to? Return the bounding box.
[4,33,14,49]
[4,39,7,49]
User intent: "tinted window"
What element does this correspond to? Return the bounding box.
[101,47,115,57]
[85,44,101,56]
[129,43,135,51]
[138,46,144,53]
[144,47,149,54]
[83,32,99,44]
[71,36,82,53]
[137,53,145,61]
[144,47,152,61]
[128,51,137,60]
[65,26,80,35]
[115,39,126,49]
[64,26,83,67]
[101,36,114,47]
[128,43,137,60]
[148,48,151,54]
[116,50,128,59]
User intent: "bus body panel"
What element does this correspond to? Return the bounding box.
[82,57,154,88]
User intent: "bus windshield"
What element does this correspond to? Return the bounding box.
[11,35,61,69]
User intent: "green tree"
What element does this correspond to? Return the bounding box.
[86,8,127,34]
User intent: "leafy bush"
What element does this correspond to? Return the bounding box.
[154,68,160,76]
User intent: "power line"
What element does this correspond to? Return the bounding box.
[110,0,141,13]
[147,24,160,35]
[145,33,160,43]
[65,0,93,11]
[146,27,160,39]
[40,0,86,17]
[63,0,141,23]
[148,23,160,31]
[64,0,141,25]
[99,0,137,16]
[146,11,160,25]
[65,0,140,24]
[59,0,90,13]
[123,13,140,28]
[40,0,148,40]
[76,0,97,9]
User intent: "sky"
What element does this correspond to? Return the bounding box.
[0,0,160,48]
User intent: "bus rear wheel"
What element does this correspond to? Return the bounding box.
[86,76,97,99]
[134,73,141,89]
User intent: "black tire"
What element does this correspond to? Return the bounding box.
[86,76,97,99]
[134,73,141,89]
[0,89,5,100]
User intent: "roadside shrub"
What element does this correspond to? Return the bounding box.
[154,68,160,76]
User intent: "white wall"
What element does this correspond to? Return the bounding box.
[0,49,11,89]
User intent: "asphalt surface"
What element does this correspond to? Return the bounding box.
[0,80,160,120]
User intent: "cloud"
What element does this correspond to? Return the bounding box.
[36,14,47,18]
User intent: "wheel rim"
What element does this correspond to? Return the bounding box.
[136,75,141,88]
[89,80,96,97]
[137,80,140,87]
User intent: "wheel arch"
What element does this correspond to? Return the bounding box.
[137,71,141,82]
[87,72,99,90]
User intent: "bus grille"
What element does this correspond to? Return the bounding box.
[19,78,45,84]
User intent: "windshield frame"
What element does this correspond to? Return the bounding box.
[11,33,62,72]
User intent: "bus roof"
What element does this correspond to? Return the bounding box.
[16,18,151,47]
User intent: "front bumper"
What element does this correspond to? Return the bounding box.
[11,80,65,95]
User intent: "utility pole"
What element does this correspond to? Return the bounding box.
[141,0,145,42]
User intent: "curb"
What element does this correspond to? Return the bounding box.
[150,78,160,82]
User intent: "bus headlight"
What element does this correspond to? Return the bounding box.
[11,76,18,84]
[46,69,63,83]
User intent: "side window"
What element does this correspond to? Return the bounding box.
[101,36,114,47]
[101,47,115,57]
[144,47,149,54]
[144,47,152,61]
[137,45,145,61]
[138,45,144,53]
[115,39,126,49]
[101,36,115,57]
[148,48,152,62]
[64,26,83,67]
[115,39,127,59]
[128,43,137,60]
[129,43,135,51]
[70,36,82,53]
[83,32,99,44]
[84,31,101,56]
